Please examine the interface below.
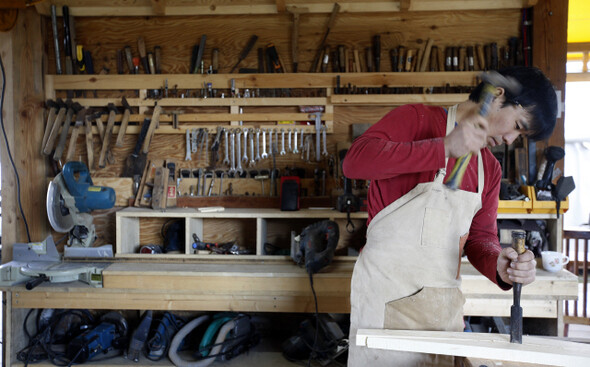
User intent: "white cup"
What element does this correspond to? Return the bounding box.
[541,251,569,273]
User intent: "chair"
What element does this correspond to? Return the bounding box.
[562,228,590,336]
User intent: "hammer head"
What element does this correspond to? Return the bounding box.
[480,71,522,95]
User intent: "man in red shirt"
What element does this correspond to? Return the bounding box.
[343,66,557,366]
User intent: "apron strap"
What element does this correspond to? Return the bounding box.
[434,105,457,184]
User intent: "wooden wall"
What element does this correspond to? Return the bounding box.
[0,2,568,257]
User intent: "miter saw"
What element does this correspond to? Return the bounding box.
[0,161,116,289]
[47,161,115,256]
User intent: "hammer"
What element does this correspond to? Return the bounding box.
[444,71,522,189]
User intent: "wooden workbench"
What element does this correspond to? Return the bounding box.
[5,261,578,315]
[3,260,578,366]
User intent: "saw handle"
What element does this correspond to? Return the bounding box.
[26,274,48,290]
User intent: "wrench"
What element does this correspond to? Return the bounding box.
[310,112,322,161]
[268,128,274,156]
[261,129,268,159]
[293,128,299,154]
[219,172,225,196]
[196,168,203,196]
[280,128,286,155]
[202,130,209,162]
[299,129,304,152]
[242,128,249,163]
[249,128,256,167]
[202,172,212,196]
[185,129,192,161]
[210,126,223,169]
[236,130,243,175]
[229,129,236,175]
[255,128,261,162]
[288,129,292,152]
[191,128,198,153]
[207,174,215,196]
[305,135,312,162]
[322,125,329,156]
[222,128,230,166]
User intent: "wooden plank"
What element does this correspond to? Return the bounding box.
[35,0,536,16]
[464,298,557,318]
[356,329,590,367]
[330,93,469,105]
[408,0,538,11]
[0,8,47,262]
[70,97,328,107]
[10,288,350,313]
[533,0,568,174]
[46,72,480,90]
[116,207,368,219]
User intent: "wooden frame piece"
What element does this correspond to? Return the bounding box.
[356,329,590,367]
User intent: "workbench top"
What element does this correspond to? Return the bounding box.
[4,261,578,317]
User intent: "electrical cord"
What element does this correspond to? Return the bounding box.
[0,52,31,242]
[307,272,319,367]
[18,309,96,366]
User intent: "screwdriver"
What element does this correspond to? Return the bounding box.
[230,35,258,73]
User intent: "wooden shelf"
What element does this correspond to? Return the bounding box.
[45,72,480,91]
[116,207,368,259]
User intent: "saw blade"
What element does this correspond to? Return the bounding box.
[46,178,74,233]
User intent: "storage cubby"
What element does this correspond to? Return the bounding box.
[116,207,368,260]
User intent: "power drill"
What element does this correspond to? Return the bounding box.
[337,149,360,214]
[66,312,128,364]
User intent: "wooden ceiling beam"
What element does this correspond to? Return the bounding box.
[34,1,537,17]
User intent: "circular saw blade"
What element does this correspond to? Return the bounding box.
[47,179,74,233]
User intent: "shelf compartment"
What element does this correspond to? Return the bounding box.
[498,186,534,214]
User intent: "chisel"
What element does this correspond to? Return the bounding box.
[510,230,526,344]
[62,5,73,75]
[137,37,150,74]
[124,46,135,74]
[309,3,340,72]
[192,35,207,74]
[50,5,62,75]
[230,35,258,73]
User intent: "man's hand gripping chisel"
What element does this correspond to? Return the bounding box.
[444,71,521,189]
[510,230,527,344]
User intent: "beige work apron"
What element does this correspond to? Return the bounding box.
[348,105,484,367]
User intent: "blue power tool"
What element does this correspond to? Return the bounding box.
[47,161,115,249]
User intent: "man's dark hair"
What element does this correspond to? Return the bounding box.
[469,66,558,141]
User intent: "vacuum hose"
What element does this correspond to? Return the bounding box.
[168,315,236,367]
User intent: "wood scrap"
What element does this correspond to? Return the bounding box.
[356,329,590,367]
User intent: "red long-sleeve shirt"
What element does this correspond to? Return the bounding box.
[343,104,506,287]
